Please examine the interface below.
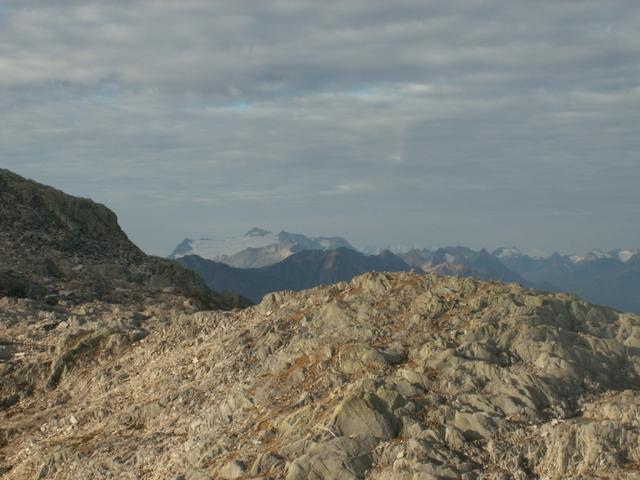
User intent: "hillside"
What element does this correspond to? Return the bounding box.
[1,272,640,478]
[176,247,416,302]
[0,169,247,309]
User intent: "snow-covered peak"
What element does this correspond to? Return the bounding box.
[317,239,335,249]
[570,249,638,264]
[171,232,280,259]
[610,249,639,263]
[244,227,271,238]
[570,251,604,264]
[360,246,386,255]
[527,249,551,260]
[169,229,354,263]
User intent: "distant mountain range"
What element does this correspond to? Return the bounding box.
[170,231,639,313]
[494,247,640,314]
[175,247,416,303]
[494,246,639,265]
[402,246,639,313]
[170,228,353,268]
[398,247,527,284]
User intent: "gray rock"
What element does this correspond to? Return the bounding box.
[332,392,398,440]
[219,459,246,479]
[250,452,284,475]
[286,436,376,480]
[3,271,640,480]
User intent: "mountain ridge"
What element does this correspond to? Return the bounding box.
[169,225,639,312]
[176,247,418,302]
[0,168,248,309]
[169,228,354,268]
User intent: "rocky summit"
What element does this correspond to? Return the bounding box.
[2,270,640,479]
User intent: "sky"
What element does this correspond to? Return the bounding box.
[1,0,639,256]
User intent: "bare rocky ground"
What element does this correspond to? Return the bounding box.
[2,272,640,479]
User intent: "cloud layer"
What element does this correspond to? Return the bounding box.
[1,0,639,254]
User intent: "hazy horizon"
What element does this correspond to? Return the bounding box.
[2,1,638,256]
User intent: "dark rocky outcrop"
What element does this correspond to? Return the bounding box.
[0,169,248,309]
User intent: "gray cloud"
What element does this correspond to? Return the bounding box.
[1,0,639,255]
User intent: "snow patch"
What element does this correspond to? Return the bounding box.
[495,246,522,258]
[170,228,354,261]
[444,253,456,264]
[613,249,638,263]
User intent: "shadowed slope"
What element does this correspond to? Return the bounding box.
[177,247,416,302]
[0,168,248,309]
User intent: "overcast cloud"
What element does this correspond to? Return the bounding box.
[1,0,639,255]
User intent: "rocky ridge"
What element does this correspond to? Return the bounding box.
[2,272,640,479]
[0,168,246,309]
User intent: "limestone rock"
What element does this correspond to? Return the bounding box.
[219,460,246,479]
[2,271,640,479]
[286,436,377,480]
